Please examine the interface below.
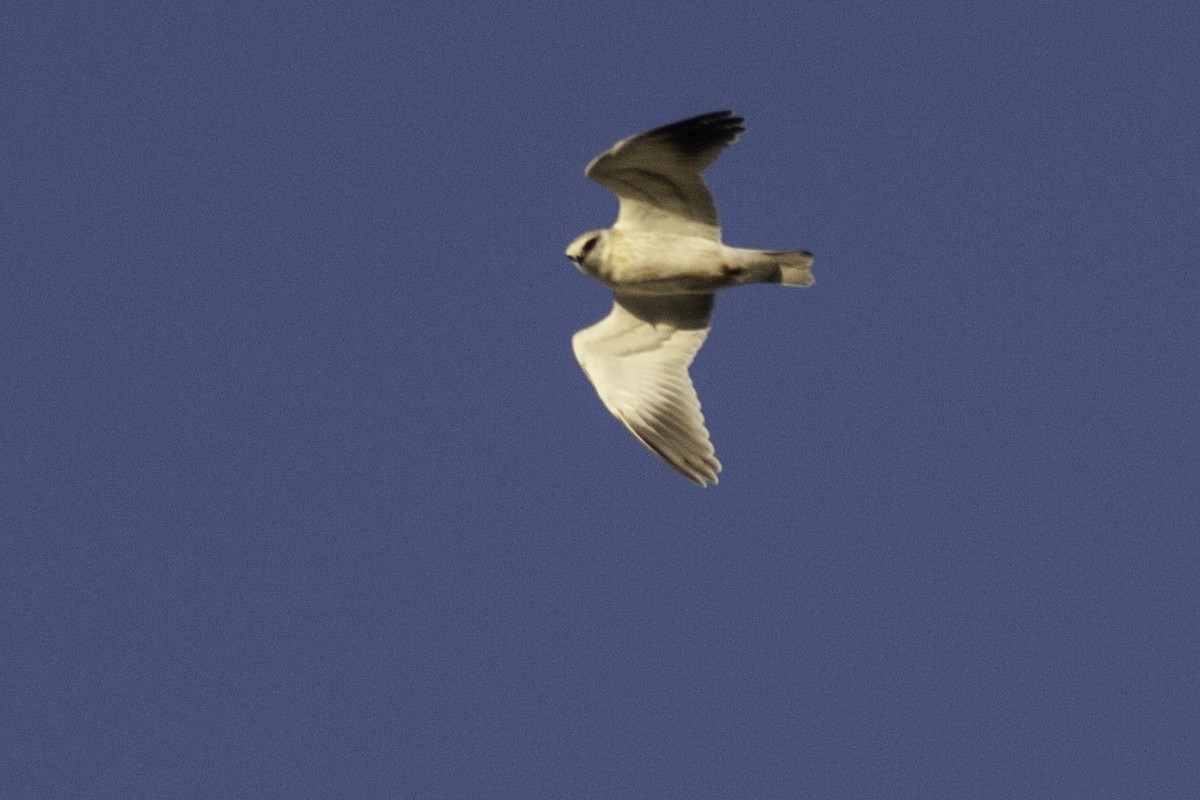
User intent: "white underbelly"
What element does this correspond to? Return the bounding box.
[606,230,727,293]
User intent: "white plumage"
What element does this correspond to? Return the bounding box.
[566,111,814,486]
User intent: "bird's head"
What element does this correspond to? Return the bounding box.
[565,229,609,277]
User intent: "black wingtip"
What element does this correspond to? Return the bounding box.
[658,110,744,132]
[643,110,745,156]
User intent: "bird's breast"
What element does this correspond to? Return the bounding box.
[603,230,728,293]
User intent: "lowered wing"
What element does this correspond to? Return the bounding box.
[572,292,721,486]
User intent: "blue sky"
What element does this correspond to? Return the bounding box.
[4,1,1199,797]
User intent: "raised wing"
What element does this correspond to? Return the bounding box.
[585,111,745,241]
[572,292,721,486]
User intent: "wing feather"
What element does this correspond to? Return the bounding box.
[585,111,745,241]
[571,292,721,486]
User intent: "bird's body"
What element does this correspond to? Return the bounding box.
[566,111,814,486]
[569,229,725,292]
[569,228,813,294]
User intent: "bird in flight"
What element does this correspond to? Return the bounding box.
[566,110,814,486]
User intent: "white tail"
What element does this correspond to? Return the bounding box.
[729,248,814,287]
[771,250,815,286]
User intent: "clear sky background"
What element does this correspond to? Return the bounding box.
[5,2,1199,797]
